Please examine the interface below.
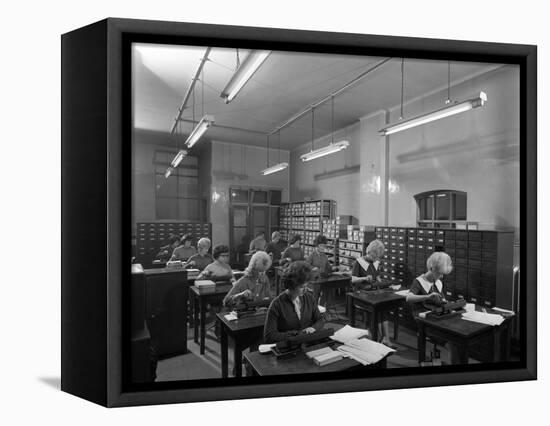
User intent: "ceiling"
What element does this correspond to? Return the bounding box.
[133,43,499,151]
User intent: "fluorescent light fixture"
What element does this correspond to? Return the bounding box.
[379,92,487,136]
[300,140,350,162]
[185,114,214,148]
[221,50,271,103]
[164,167,174,179]
[261,162,289,175]
[170,149,188,168]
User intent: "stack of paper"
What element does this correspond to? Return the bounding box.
[330,325,370,344]
[305,347,343,366]
[195,279,216,294]
[462,311,505,326]
[166,260,183,268]
[313,351,343,366]
[336,338,396,365]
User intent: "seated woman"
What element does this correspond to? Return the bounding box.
[280,234,304,267]
[351,239,395,348]
[156,234,180,262]
[263,261,325,344]
[223,251,272,308]
[185,237,214,271]
[196,244,234,281]
[351,239,385,289]
[406,251,459,364]
[170,234,196,262]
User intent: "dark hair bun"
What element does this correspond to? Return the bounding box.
[282,261,311,290]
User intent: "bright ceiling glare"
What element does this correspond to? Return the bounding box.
[380,92,487,136]
[221,50,271,103]
[300,140,350,162]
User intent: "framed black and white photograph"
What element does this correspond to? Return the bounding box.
[61,17,536,407]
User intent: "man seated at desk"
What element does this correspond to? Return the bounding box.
[155,234,180,263]
[196,244,234,282]
[280,234,304,267]
[265,231,286,265]
[185,237,213,271]
[249,231,267,253]
[306,234,335,279]
[223,251,272,308]
[170,234,196,262]
[263,261,324,343]
[351,239,395,348]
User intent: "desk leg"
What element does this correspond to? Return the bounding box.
[193,295,199,344]
[200,299,206,355]
[393,310,399,341]
[493,325,510,362]
[234,345,243,378]
[458,343,469,365]
[220,321,228,378]
[372,309,379,342]
[349,296,356,327]
[418,323,426,364]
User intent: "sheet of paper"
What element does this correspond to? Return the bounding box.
[318,305,327,314]
[394,289,410,297]
[461,311,504,326]
[329,325,370,343]
[492,307,515,315]
[224,312,238,321]
[259,343,276,354]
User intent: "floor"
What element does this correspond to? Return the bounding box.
[155,293,483,381]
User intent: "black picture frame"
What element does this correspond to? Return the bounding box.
[61,17,537,407]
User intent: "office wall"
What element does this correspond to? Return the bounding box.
[209,140,290,246]
[290,65,520,237]
[367,65,519,230]
[289,122,362,220]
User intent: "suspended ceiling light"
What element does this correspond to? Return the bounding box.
[301,98,350,162]
[170,149,188,168]
[260,132,288,175]
[261,162,289,175]
[185,114,214,148]
[379,92,487,136]
[164,167,174,179]
[221,50,271,103]
[301,140,350,162]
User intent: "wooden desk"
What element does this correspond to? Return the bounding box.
[244,342,389,376]
[347,291,406,342]
[415,309,514,364]
[217,311,266,378]
[189,285,231,354]
[309,274,351,308]
[143,267,190,357]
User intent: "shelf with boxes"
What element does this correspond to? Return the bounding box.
[136,221,212,267]
[279,199,336,239]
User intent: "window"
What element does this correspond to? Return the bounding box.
[414,190,467,228]
[154,150,205,221]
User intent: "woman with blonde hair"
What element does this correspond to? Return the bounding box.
[407,251,460,364]
[185,237,213,271]
[351,239,395,348]
[223,251,272,308]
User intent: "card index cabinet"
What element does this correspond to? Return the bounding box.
[136,222,212,266]
[375,226,515,310]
